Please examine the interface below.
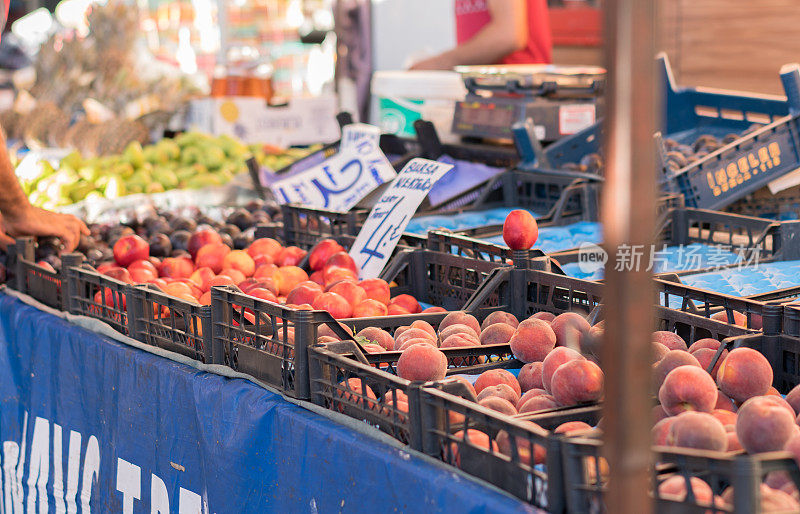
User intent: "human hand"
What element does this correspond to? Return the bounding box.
[2,206,89,253]
[409,53,455,71]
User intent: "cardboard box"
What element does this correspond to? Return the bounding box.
[186,94,340,146]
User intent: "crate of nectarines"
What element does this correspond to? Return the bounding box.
[126,283,214,364]
[557,335,800,513]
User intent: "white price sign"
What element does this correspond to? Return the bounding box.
[349,158,454,279]
[269,123,396,211]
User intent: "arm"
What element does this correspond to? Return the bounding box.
[411,0,528,70]
[0,130,88,252]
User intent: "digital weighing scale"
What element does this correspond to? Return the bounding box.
[452,64,606,143]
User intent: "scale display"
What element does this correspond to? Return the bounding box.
[454,103,517,134]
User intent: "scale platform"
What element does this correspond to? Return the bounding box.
[452,64,606,143]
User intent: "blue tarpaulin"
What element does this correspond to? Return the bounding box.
[0,292,535,513]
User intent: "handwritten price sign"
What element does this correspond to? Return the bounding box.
[269,124,397,211]
[349,158,454,279]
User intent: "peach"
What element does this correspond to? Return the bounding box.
[441,333,480,348]
[652,405,669,424]
[551,359,604,406]
[480,311,520,330]
[657,476,713,505]
[358,278,391,305]
[711,409,738,429]
[496,422,547,465]
[478,397,518,416]
[717,348,772,403]
[356,327,394,351]
[688,338,722,354]
[550,312,590,348]
[542,347,585,393]
[473,369,521,396]
[519,394,559,414]
[221,250,256,277]
[737,396,797,453]
[476,383,520,405]
[759,485,800,511]
[653,350,701,391]
[187,229,223,259]
[439,311,481,336]
[275,266,309,296]
[253,255,274,268]
[652,417,677,446]
[221,268,246,285]
[518,362,544,392]
[199,291,211,306]
[447,376,477,399]
[555,421,592,436]
[164,282,195,298]
[727,431,743,452]
[310,270,325,286]
[248,288,278,304]
[410,320,436,339]
[715,390,736,412]
[711,310,747,327]
[309,239,345,271]
[324,266,359,285]
[337,378,377,407]
[667,411,728,452]
[395,328,437,346]
[530,311,556,323]
[195,243,231,274]
[787,384,800,414]
[517,388,547,410]
[693,348,727,379]
[652,331,688,351]
[423,306,447,313]
[159,257,194,279]
[318,323,353,341]
[189,267,216,292]
[286,284,322,306]
[247,238,283,261]
[784,433,800,468]
[509,319,557,363]
[659,365,718,415]
[325,252,358,274]
[275,246,307,267]
[128,266,156,283]
[502,209,538,250]
[397,338,436,352]
[352,299,388,317]
[329,281,367,307]
[389,294,422,314]
[450,430,498,468]
[253,264,278,280]
[479,323,515,346]
[387,304,411,316]
[363,344,386,354]
[652,342,670,363]
[208,275,235,289]
[440,324,479,340]
[397,344,447,381]
[312,292,353,319]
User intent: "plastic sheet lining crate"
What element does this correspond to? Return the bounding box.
[661,64,800,210]
[308,336,517,447]
[126,284,215,364]
[64,262,130,334]
[210,285,356,399]
[379,249,512,313]
[9,238,81,310]
[462,267,604,321]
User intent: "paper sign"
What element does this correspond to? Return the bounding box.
[349,158,455,279]
[269,124,396,211]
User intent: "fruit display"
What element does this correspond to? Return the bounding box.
[18,133,317,209]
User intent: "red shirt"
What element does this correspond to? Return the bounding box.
[455,0,552,65]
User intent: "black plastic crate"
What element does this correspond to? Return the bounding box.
[379,249,512,313]
[9,238,82,310]
[210,285,357,399]
[64,263,130,335]
[126,284,215,363]
[534,405,800,514]
[309,336,517,447]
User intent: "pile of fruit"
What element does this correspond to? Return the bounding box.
[19,133,317,209]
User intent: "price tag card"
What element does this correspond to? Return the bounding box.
[349,158,454,279]
[269,123,396,212]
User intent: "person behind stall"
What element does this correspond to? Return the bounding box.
[0,0,88,251]
[411,0,552,70]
